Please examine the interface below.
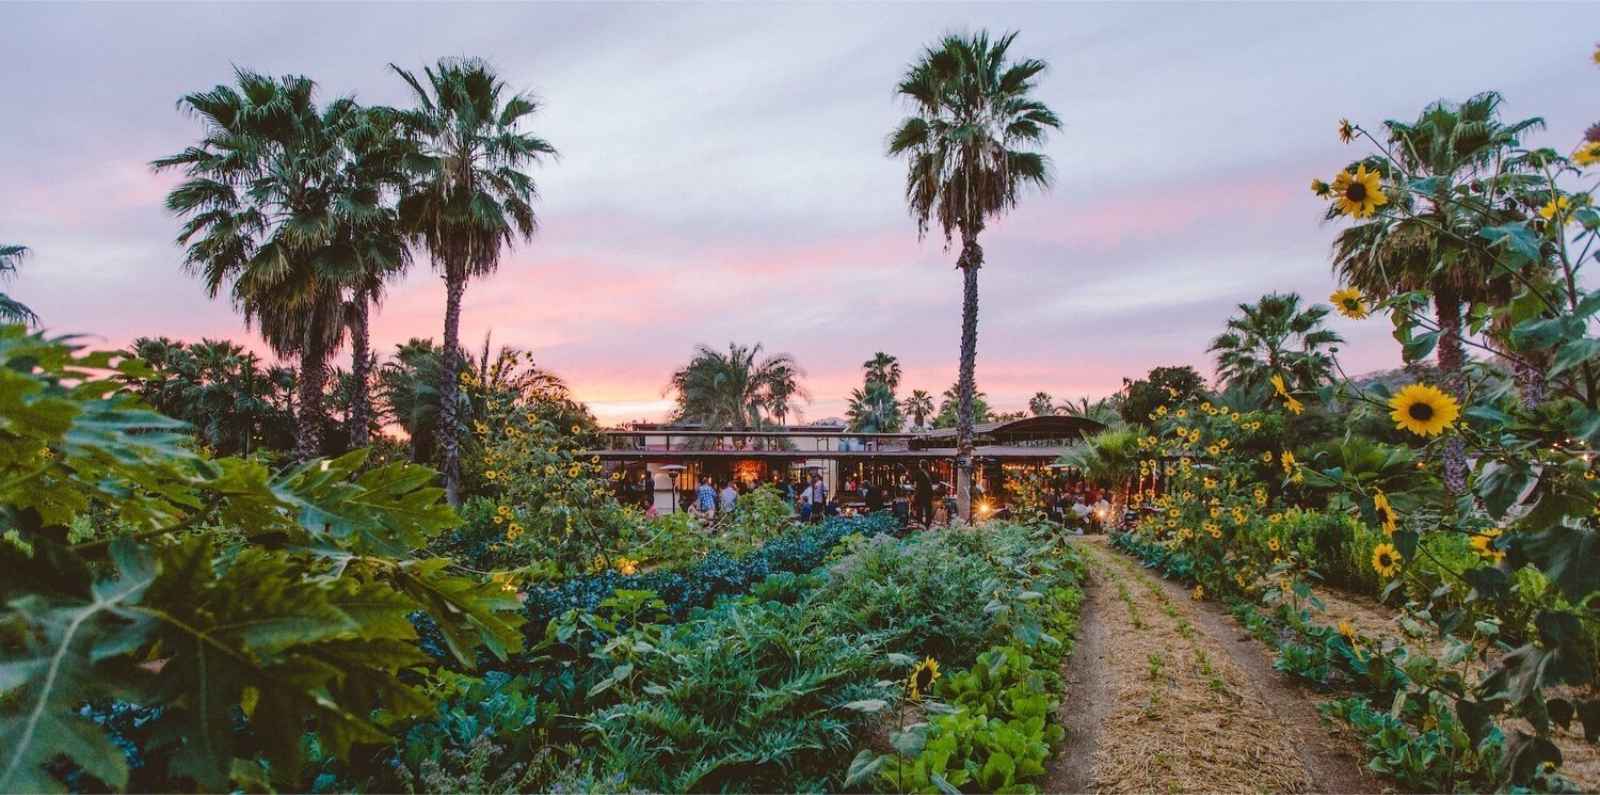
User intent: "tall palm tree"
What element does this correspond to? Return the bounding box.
[154,70,380,460]
[862,352,903,392]
[0,244,37,326]
[1208,292,1343,396]
[902,389,935,430]
[388,57,557,505]
[847,380,904,433]
[1028,391,1055,416]
[667,342,806,435]
[342,107,413,449]
[887,30,1061,520]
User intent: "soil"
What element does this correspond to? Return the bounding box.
[1041,537,1378,794]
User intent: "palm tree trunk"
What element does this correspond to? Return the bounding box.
[954,230,983,523]
[349,292,373,449]
[1435,288,1468,494]
[294,337,328,463]
[439,269,467,506]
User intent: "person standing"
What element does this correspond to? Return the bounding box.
[695,475,716,518]
[913,461,934,528]
[719,479,739,515]
[807,474,828,523]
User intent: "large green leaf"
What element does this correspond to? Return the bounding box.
[0,539,156,793]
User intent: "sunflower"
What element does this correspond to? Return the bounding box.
[1577,141,1600,168]
[1371,543,1401,578]
[1373,491,1398,535]
[616,557,639,576]
[1206,523,1223,539]
[1332,164,1389,218]
[1311,178,1333,197]
[1388,384,1460,437]
[1269,373,1305,414]
[907,658,941,701]
[1191,584,1206,601]
[1281,450,1296,474]
[1207,444,1221,456]
[1267,538,1281,552]
[1338,118,1356,144]
[1262,451,1274,464]
[1337,620,1358,643]
[1470,528,1506,564]
[1540,195,1571,221]
[1330,287,1370,320]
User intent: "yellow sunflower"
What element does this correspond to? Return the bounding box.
[1281,450,1296,474]
[1371,543,1401,578]
[1267,537,1281,552]
[1191,584,1206,601]
[1470,528,1505,564]
[1577,141,1600,168]
[1388,384,1460,437]
[1332,164,1389,218]
[1540,195,1571,221]
[1330,287,1370,320]
[1373,491,1398,535]
[1269,373,1305,414]
[1311,178,1333,197]
[1338,620,1358,643]
[1338,118,1356,144]
[907,657,941,701]
[1261,451,1274,464]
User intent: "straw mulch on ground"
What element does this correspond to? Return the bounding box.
[1078,543,1311,794]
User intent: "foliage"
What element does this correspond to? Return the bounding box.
[667,342,807,434]
[0,244,37,326]
[1208,292,1343,395]
[121,337,299,456]
[1119,365,1207,425]
[934,381,993,429]
[388,56,558,504]
[153,69,406,460]
[0,329,524,792]
[717,484,795,554]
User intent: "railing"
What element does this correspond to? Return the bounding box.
[597,428,919,453]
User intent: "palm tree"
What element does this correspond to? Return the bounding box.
[1056,395,1119,426]
[847,380,904,433]
[377,338,455,464]
[1327,94,1543,494]
[0,244,37,326]
[902,389,936,430]
[667,343,806,437]
[935,381,993,429]
[342,107,413,449]
[862,352,903,392]
[1028,391,1055,416]
[1329,92,1544,378]
[388,57,557,505]
[887,30,1061,520]
[766,363,806,428]
[154,70,380,460]
[1208,292,1343,396]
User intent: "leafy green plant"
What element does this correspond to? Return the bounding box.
[0,329,524,792]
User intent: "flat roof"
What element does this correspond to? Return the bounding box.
[584,445,1072,461]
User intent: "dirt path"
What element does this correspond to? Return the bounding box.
[1048,537,1376,794]
[1044,547,1112,794]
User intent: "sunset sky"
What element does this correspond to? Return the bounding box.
[4,3,1594,424]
